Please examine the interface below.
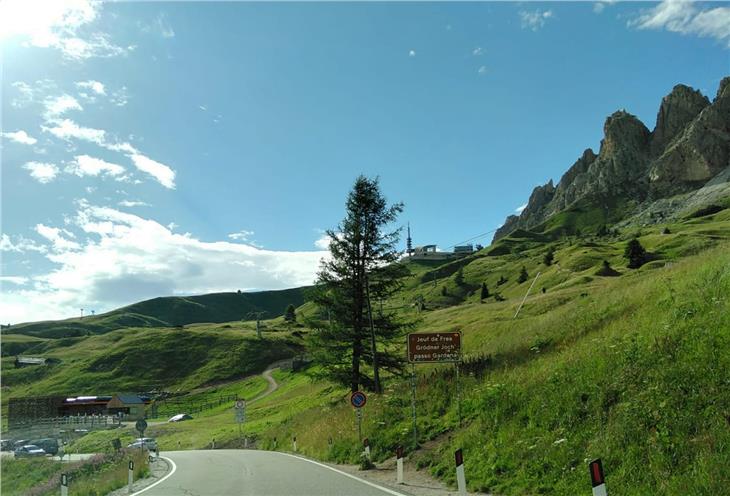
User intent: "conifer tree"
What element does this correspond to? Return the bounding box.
[624,238,647,268]
[307,176,409,393]
[518,266,529,283]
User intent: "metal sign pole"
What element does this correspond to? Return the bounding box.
[356,408,362,441]
[456,361,462,427]
[410,363,417,447]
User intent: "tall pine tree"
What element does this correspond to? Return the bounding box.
[307,176,409,393]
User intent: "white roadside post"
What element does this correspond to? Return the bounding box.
[293,436,297,452]
[60,473,68,496]
[589,459,608,496]
[363,438,371,460]
[455,449,467,496]
[396,446,404,484]
[127,460,134,494]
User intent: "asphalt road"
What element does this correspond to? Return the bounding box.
[142,450,408,496]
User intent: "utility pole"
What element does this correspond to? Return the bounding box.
[365,277,381,394]
[80,308,84,319]
[247,311,266,338]
[406,222,413,257]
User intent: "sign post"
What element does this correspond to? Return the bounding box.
[407,332,462,447]
[589,459,607,496]
[61,473,68,496]
[234,399,246,441]
[350,391,367,441]
[455,449,466,496]
[127,460,134,494]
[135,419,147,438]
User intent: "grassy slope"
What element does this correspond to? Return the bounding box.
[2,205,729,495]
[2,322,304,400]
[2,287,308,339]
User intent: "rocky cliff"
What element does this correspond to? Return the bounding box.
[494,77,730,241]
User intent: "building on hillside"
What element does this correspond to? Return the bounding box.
[107,394,150,420]
[453,244,475,255]
[14,356,47,368]
[59,396,113,416]
[410,245,455,261]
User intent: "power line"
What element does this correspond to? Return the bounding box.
[444,227,500,250]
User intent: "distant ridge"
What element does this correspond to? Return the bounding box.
[3,287,309,339]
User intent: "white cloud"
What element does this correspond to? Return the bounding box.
[519,9,554,31]
[314,233,331,250]
[228,230,255,241]
[41,121,173,188]
[66,154,126,178]
[472,47,484,56]
[75,80,105,95]
[1,204,329,323]
[199,105,208,111]
[157,13,175,38]
[2,130,38,145]
[43,94,83,118]
[0,0,130,60]
[42,118,106,145]
[118,200,149,208]
[0,276,30,286]
[409,50,416,57]
[129,153,176,189]
[109,86,129,106]
[478,66,488,75]
[516,203,528,214]
[22,161,60,183]
[0,233,47,253]
[593,3,606,14]
[630,1,730,48]
[35,224,80,251]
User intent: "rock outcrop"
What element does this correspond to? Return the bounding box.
[493,77,730,241]
[650,84,710,157]
[649,78,730,197]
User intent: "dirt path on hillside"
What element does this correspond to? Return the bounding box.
[248,359,290,403]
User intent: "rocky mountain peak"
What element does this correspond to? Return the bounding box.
[599,110,651,158]
[650,84,710,156]
[717,76,730,100]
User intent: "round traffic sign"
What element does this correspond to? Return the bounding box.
[350,391,367,408]
[135,419,147,433]
[235,400,245,409]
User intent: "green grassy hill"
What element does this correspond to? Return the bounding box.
[2,196,729,495]
[2,287,309,339]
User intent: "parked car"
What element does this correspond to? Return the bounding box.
[168,413,193,422]
[30,438,59,455]
[14,445,46,457]
[127,438,158,451]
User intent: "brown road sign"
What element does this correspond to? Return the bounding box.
[407,332,461,363]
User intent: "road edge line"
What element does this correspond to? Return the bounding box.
[129,455,177,495]
[275,451,410,496]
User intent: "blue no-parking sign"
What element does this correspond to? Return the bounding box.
[350,391,367,408]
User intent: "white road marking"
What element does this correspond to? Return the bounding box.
[276,451,410,496]
[129,456,177,495]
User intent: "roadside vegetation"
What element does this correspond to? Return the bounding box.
[1,449,148,496]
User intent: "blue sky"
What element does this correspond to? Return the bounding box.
[1,1,729,323]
